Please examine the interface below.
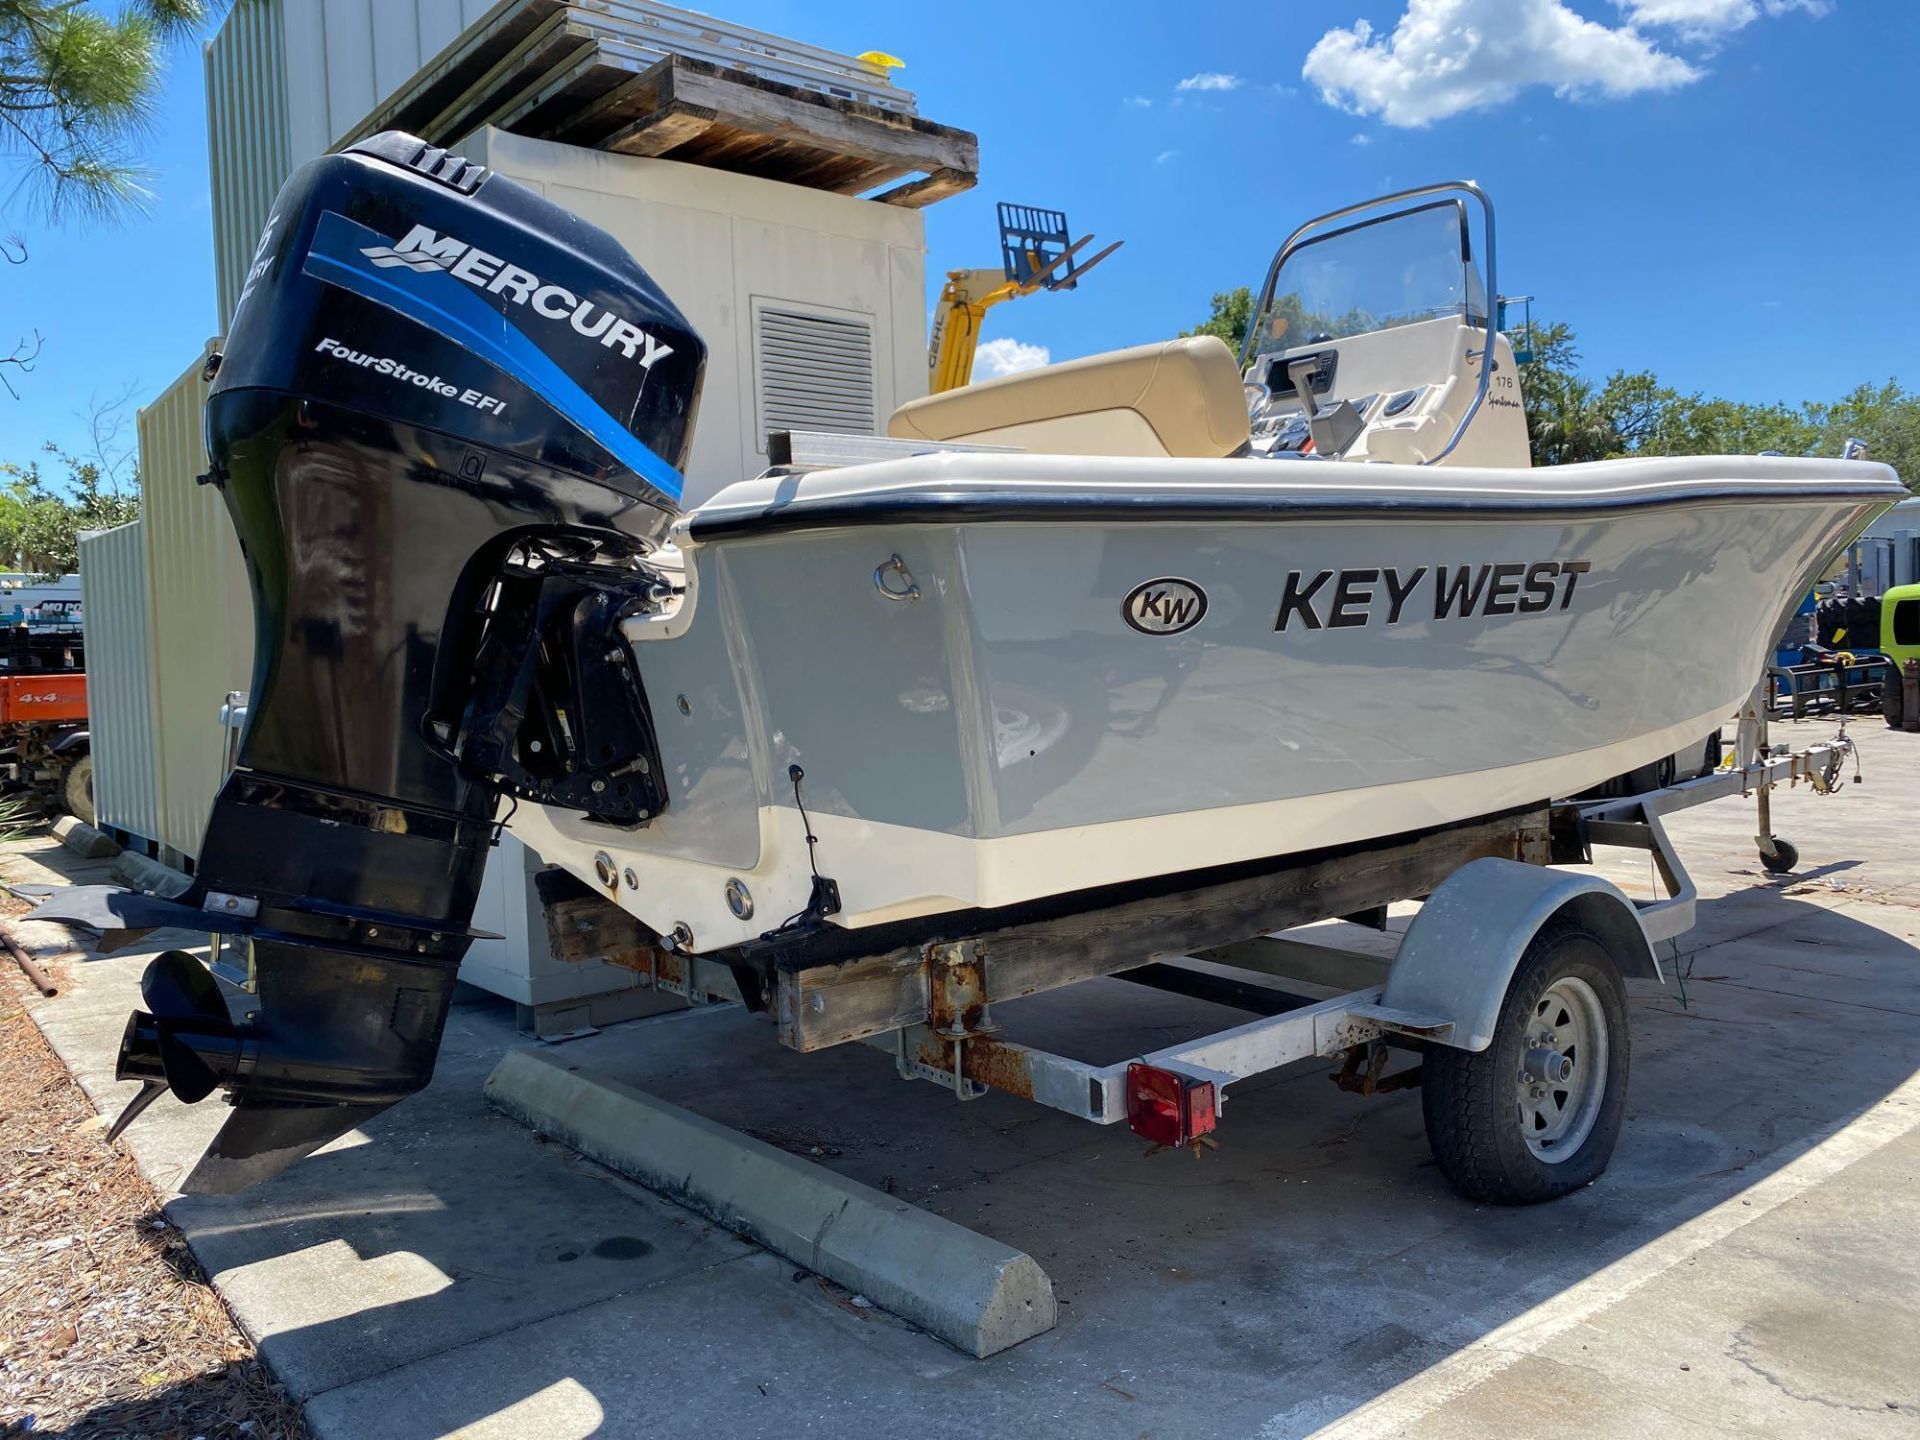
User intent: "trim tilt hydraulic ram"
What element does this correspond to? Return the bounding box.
[39,133,707,1192]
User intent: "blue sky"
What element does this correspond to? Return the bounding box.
[2,0,1914,474]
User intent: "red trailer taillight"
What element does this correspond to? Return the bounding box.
[1125,1062,1218,1148]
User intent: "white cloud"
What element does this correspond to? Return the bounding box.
[1176,72,1243,92]
[1620,0,1830,37]
[1622,0,1751,26]
[1124,94,1153,107]
[1302,0,1701,127]
[1351,132,1373,145]
[974,338,1051,378]
[1155,149,1180,164]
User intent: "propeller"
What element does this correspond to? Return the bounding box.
[105,948,411,1191]
[140,949,232,1103]
[140,946,227,1022]
[108,950,243,1142]
[103,1081,168,1143]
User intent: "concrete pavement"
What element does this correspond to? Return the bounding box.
[9,713,1920,1438]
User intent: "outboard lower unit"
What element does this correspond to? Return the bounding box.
[99,133,705,1191]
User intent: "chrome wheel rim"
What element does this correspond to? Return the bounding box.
[1515,975,1608,1162]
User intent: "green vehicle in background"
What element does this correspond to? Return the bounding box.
[1778,585,1920,725]
[1876,585,1920,727]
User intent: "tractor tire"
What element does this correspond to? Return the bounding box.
[62,753,95,827]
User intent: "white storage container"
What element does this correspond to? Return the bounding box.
[459,127,929,507]
[77,523,161,845]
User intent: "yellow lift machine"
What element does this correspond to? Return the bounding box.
[927,202,1121,393]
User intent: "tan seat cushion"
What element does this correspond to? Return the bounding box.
[887,335,1250,458]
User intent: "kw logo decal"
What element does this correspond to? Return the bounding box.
[1124,577,1209,636]
[1275,561,1593,632]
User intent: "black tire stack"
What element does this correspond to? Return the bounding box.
[1816,593,1882,651]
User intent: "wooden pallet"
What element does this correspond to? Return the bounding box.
[537,54,976,203]
[336,1,976,205]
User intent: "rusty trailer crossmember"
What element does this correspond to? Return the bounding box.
[861,973,1452,1122]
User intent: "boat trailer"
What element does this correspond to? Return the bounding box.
[555,698,1851,1196]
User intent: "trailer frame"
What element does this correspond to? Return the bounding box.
[619,699,1851,1162]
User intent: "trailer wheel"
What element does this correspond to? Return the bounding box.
[62,753,95,827]
[1422,917,1629,1204]
[1759,838,1799,875]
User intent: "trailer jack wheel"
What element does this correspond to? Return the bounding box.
[1759,838,1799,875]
[1421,917,1630,1204]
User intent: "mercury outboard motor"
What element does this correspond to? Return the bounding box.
[98,133,704,1191]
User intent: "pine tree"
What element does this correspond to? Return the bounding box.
[1,0,209,220]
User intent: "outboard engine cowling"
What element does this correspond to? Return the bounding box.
[105,132,705,1191]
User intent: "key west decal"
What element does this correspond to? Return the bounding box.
[1275,561,1592,631]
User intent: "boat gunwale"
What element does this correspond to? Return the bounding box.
[685,479,1905,542]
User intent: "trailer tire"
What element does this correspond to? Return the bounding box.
[1421,916,1630,1205]
[1884,674,1905,729]
[62,753,95,827]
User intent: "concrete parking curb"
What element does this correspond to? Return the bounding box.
[484,1046,1057,1358]
[51,816,119,860]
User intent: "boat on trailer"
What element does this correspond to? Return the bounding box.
[508,180,1893,945]
[49,136,1901,1198]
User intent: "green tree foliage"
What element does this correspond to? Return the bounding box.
[1182,287,1255,352]
[1505,319,1918,485]
[1514,323,1618,467]
[1808,381,1920,485]
[1181,286,1373,358]
[3,1,233,396]
[0,397,140,577]
[0,0,209,221]
[0,445,139,579]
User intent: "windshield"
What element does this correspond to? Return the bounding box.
[1252,200,1487,357]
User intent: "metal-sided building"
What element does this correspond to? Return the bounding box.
[81,0,976,1032]
[75,524,157,843]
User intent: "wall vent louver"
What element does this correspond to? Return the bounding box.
[756,304,877,445]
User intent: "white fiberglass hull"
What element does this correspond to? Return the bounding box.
[508,451,1903,952]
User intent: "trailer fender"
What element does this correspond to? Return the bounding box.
[49,728,88,756]
[1383,857,1658,1052]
